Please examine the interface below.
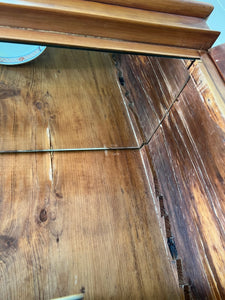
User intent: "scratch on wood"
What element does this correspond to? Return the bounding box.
[47,127,54,182]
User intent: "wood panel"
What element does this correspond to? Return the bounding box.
[0,0,219,57]
[0,47,140,151]
[0,150,183,299]
[114,54,190,142]
[191,53,225,117]
[209,44,225,82]
[85,0,214,18]
[146,72,225,299]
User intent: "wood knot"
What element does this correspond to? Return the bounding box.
[34,101,43,110]
[0,82,21,100]
[55,192,63,199]
[40,209,48,222]
[0,235,18,252]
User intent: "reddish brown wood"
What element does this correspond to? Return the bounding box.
[114,54,190,141]
[146,74,225,299]
[0,39,224,300]
[85,0,214,18]
[209,44,225,82]
[0,0,219,57]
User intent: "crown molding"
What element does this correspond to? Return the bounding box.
[0,0,220,58]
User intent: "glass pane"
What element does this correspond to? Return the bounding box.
[0,44,191,152]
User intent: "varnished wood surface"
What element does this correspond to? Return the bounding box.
[0,26,202,59]
[0,150,183,300]
[209,44,225,82]
[0,0,219,57]
[0,43,224,300]
[193,52,225,116]
[146,62,225,299]
[114,55,190,142]
[86,0,214,18]
[0,0,218,49]
[0,47,140,151]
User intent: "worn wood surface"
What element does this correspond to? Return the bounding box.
[0,42,224,300]
[0,47,140,151]
[114,54,190,142]
[209,44,225,82]
[0,150,183,300]
[0,0,219,57]
[146,63,225,299]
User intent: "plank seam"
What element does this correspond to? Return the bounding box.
[144,149,192,300]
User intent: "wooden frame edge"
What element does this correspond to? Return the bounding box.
[0,26,202,59]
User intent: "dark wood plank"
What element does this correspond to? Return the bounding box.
[0,150,183,299]
[146,75,225,299]
[0,47,140,151]
[209,44,225,82]
[114,55,190,141]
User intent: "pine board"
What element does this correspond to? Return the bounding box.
[0,150,182,299]
[0,47,139,151]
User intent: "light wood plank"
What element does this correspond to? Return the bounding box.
[0,47,140,151]
[0,150,182,299]
[191,53,225,116]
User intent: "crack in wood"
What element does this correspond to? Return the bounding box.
[47,126,54,183]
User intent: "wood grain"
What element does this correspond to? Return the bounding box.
[85,0,214,18]
[191,53,225,117]
[146,72,225,299]
[0,47,140,151]
[0,1,217,49]
[209,44,225,82]
[0,0,219,56]
[0,35,224,300]
[113,54,190,142]
[0,150,183,299]
[0,26,202,59]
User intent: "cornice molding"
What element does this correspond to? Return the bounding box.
[0,0,220,58]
